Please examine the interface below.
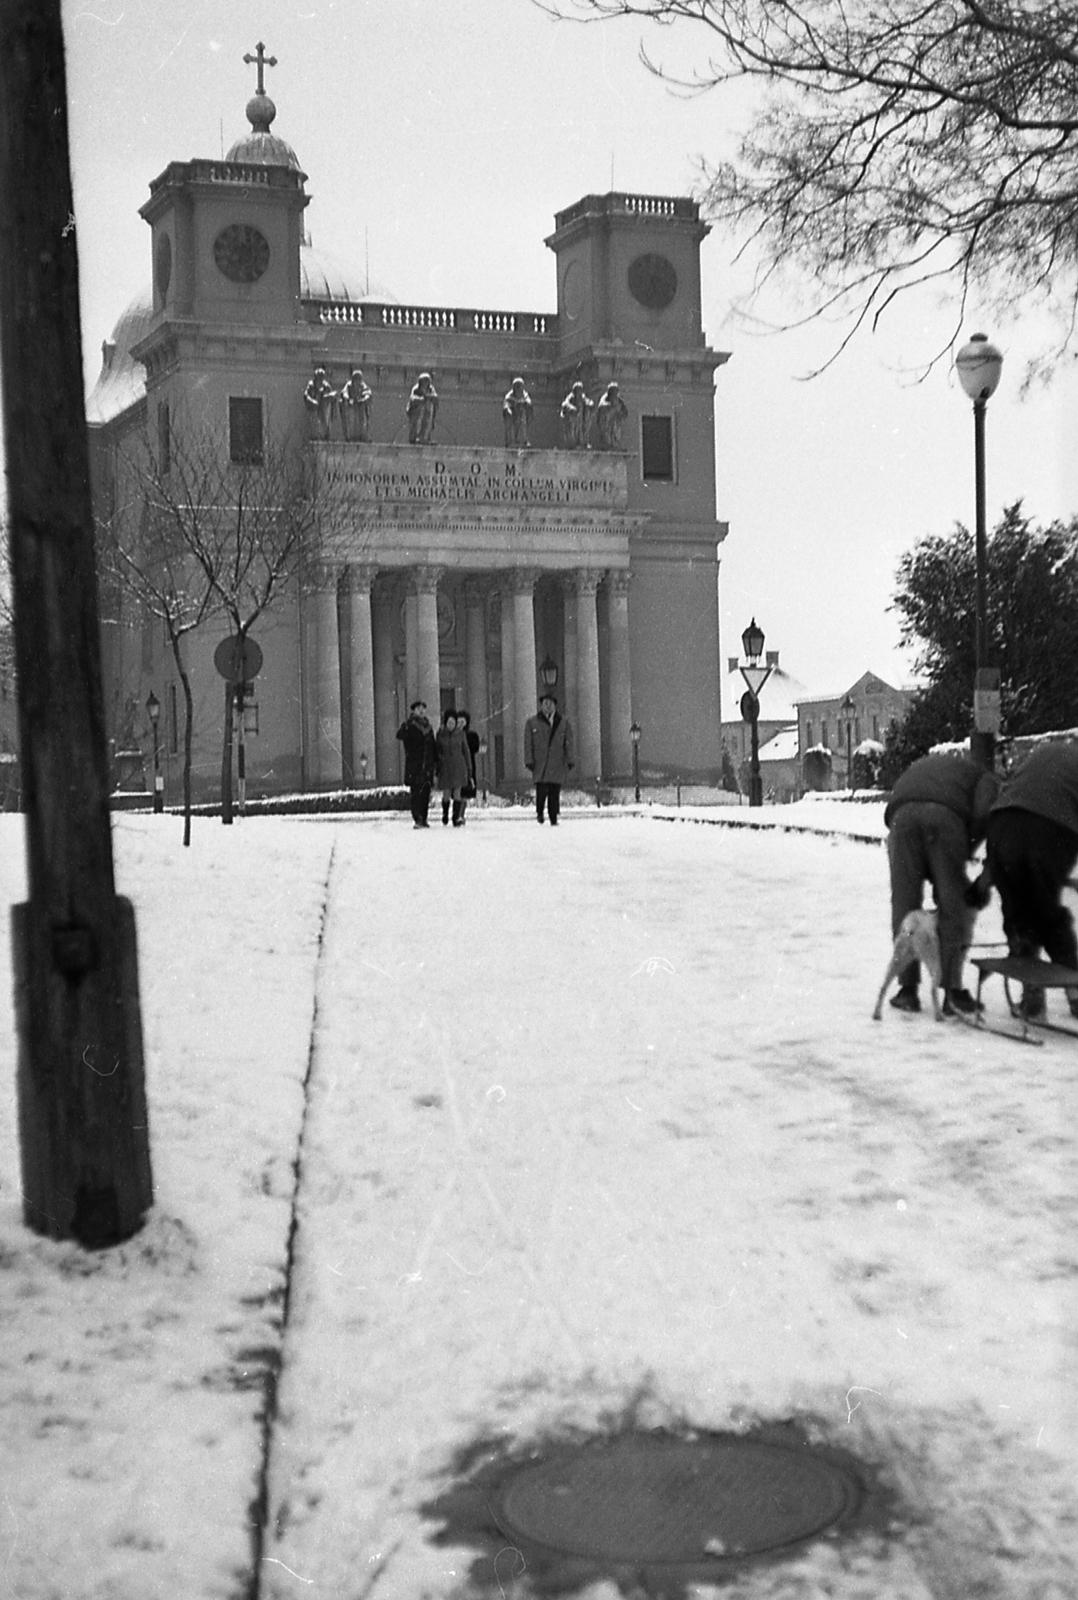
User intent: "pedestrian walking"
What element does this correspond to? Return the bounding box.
[883,751,998,1014]
[396,700,437,829]
[435,708,472,827]
[524,692,575,826]
[456,708,480,825]
[985,741,1078,1018]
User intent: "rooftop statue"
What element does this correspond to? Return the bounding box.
[339,368,372,442]
[502,377,533,448]
[559,381,593,450]
[303,367,335,439]
[595,382,628,451]
[407,372,439,445]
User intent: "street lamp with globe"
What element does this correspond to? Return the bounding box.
[145,690,163,813]
[738,618,773,808]
[842,694,855,792]
[955,332,1004,768]
[630,720,641,803]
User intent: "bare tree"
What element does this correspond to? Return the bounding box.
[96,431,218,846]
[173,429,348,822]
[539,1,1078,373]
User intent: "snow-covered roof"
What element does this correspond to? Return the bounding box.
[85,289,154,425]
[758,726,800,762]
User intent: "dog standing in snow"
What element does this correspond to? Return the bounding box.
[873,909,947,1021]
[873,874,988,1022]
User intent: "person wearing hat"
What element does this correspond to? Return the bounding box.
[524,691,575,826]
[395,699,437,828]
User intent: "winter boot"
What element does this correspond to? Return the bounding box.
[452,800,464,827]
[889,985,920,1013]
[442,798,450,826]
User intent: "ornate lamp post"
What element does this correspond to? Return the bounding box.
[630,720,641,803]
[955,332,1004,769]
[842,694,855,792]
[538,655,559,695]
[738,618,773,808]
[145,690,163,813]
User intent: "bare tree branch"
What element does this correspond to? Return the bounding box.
[536,0,1078,369]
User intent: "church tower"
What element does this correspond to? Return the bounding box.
[139,44,309,327]
[133,43,318,452]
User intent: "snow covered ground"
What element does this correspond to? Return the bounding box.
[1,802,1076,1599]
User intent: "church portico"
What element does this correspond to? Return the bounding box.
[314,440,640,786]
[328,554,633,787]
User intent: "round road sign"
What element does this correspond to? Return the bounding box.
[214,635,263,682]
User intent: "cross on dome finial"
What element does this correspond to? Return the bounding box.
[243,41,277,96]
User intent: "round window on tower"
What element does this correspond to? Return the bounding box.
[627,252,678,310]
[213,223,271,284]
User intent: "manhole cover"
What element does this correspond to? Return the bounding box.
[494,1432,859,1563]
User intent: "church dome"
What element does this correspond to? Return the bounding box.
[225,90,303,173]
[86,288,153,424]
[299,243,398,305]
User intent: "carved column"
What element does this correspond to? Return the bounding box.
[509,568,539,781]
[403,586,419,710]
[372,579,398,782]
[560,573,579,738]
[463,578,489,732]
[605,568,634,778]
[346,564,378,784]
[498,583,514,781]
[575,569,602,782]
[307,563,343,787]
[413,565,444,718]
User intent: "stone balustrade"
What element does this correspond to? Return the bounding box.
[306,299,555,336]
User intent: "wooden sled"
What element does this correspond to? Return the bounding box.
[969,955,1078,1043]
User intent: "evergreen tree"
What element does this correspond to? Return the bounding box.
[882,502,1078,782]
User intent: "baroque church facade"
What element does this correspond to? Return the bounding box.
[88,56,730,798]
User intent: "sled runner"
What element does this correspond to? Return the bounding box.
[965,955,1078,1044]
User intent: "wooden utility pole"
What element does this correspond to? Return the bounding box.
[0,0,153,1245]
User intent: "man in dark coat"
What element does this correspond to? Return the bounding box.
[883,751,998,1014]
[396,700,437,828]
[986,741,1078,1018]
[524,692,575,826]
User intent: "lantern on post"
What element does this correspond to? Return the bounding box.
[955,332,1004,769]
[738,619,773,808]
[145,690,163,813]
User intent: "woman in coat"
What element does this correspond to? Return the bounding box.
[456,708,480,824]
[435,709,472,827]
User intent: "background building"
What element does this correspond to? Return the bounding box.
[796,671,915,788]
[720,650,809,796]
[87,69,731,801]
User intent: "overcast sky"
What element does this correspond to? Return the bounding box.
[53,0,1078,700]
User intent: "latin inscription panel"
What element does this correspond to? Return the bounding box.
[328,445,628,511]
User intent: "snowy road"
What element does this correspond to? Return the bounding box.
[254,814,1078,1599]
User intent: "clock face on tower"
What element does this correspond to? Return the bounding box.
[627,252,678,310]
[213,223,271,284]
